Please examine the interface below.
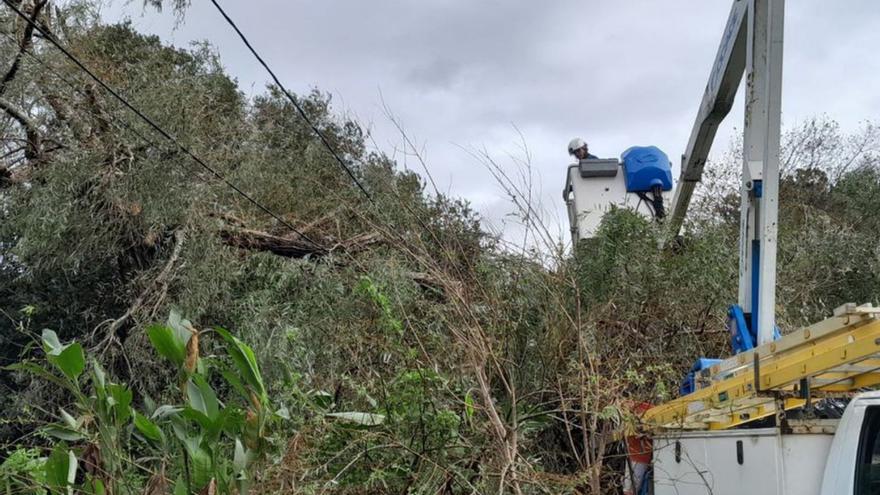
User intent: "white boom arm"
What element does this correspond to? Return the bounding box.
[666,0,748,233]
[667,0,784,345]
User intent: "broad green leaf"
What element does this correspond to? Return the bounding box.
[234,439,252,495]
[44,444,70,488]
[326,412,386,426]
[47,343,85,381]
[220,369,247,399]
[87,478,106,495]
[167,308,183,331]
[133,410,163,443]
[167,309,193,346]
[180,407,213,430]
[93,361,106,389]
[169,415,192,445]
[147,324,186,366]
[108,383,133,424]
[233,438,249,473]
[186,375,219,420]
[66,450,78,486]
[214,327,265,400]
[173,477,188,495]
[184,442,212,490]
[203,408,231,444]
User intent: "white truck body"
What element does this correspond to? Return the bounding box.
[652,391,880,495]
[654,427,833,494]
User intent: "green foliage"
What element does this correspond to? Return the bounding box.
[44,444,77,493]
[42,330,86,382]
[7,315,270,494]
[358,276,404,335]
[0,448,46,494]
[2,1,880,492]
[147,324,186,366]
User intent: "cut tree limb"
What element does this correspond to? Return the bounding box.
[220,227,327,258]
[219,227,381,258]
[93,228,186,350]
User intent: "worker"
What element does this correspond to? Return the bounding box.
[568,137,598,161]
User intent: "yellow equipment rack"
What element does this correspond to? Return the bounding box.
[643,303,880,430]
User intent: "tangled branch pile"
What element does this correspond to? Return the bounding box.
[1,1,880,493]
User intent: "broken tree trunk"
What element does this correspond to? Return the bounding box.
[219,227,381,258]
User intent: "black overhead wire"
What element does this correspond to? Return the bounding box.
[208,0,374,204]
[0,0,321,248]
[0,31,164,153]
[207,0,456,257]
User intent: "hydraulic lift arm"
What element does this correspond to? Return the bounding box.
[666,0,748,234]
[667,0,784,346]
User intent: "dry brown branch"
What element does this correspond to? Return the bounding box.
[93,228,187,349]
[219,223,382,259]
[220,227,323,258]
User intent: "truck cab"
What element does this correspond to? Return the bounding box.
[822,391,880,495]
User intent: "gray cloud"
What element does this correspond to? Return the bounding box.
[102,0,880,250]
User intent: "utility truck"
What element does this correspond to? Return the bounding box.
[564,1,880,494]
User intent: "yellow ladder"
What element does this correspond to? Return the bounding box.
[644,303,880,430]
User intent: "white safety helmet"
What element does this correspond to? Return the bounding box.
[568,137,587,155]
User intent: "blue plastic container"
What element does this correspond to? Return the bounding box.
[620,146,673,193]
[680,358,723,395]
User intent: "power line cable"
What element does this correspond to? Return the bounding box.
[1,0,321,248]
[207,0,374,204]
[206,3,479,284]
[0,31,163,153]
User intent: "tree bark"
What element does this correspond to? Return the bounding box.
[0,96,42,162]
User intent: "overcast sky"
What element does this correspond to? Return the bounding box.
[101,1,880,249]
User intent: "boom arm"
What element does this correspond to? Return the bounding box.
[667,0,784,346]
[666,1,748,235]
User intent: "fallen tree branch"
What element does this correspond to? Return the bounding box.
[218,227,381,258]
[93,228,186,350]
[220,227,328,258]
